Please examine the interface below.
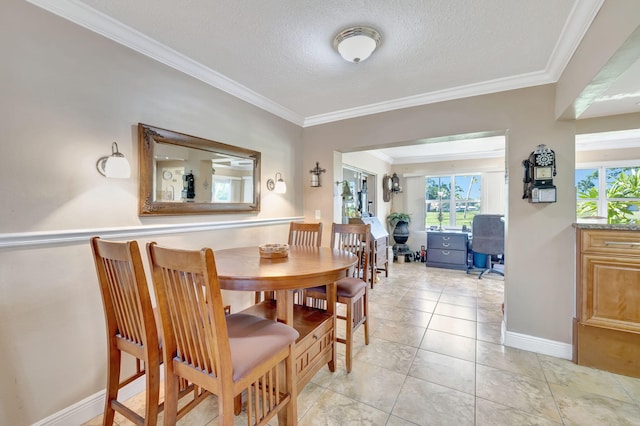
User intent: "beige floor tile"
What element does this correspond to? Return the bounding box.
[438,293,478,308]
[420,328,476,362]
[299,389,389,425]
[475,397,562,425]
[476,364,561,423]
[368,304,432,327]
[402,288,442,302]
[615,373,640,405]
[353,336,418,375]
[409,349,475,395]
[385,415,420,425]
[372,319,427,347]
[392,376,475,425]
[428,314,477,339]
[476,340,545,381]
[476,321,502,344]
[549,382,640,426]
[411,281,447,293]
[327,359,406,413]
[397,295,438,313]
[476,306,503,324]
[538,354,635,404]
[434,302,477,321]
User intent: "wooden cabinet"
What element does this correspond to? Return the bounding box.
[240,300,334,390]
[574,227,640,378]
[350,217,389,287]
[426,231,469,270]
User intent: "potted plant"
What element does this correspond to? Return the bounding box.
[386,212,411,245]
[386,212,411,228]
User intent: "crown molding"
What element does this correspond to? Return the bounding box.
[545,0,605,80]
[26,0,604,129]
[25,0,305,126]
[303,70,554,127]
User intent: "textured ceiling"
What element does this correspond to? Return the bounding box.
[32,0,635,126]
[27,0,640,159]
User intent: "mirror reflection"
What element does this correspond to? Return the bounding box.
[139,124,261,216]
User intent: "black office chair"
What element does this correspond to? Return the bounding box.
[470,214,504,279]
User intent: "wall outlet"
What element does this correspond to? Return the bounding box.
[315,210,321,219]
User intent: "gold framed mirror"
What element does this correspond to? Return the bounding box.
[138,123,261,216]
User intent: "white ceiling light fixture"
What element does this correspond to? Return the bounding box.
[333,26,381,63]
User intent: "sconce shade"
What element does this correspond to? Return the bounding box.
[97,142,131,178]
[275,177,287,194]
[267,172,287,194]
[334,26,381,63]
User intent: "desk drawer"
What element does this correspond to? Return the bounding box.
[428,234,467,250]
[427,248,467,265]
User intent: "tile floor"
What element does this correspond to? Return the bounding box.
[84,261,640,425]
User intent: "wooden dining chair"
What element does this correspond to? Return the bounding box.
[255,221,323,304]
[90,237,207,426]
[147,242,299,426]
[305,223,370,373]
[288,221,323,247]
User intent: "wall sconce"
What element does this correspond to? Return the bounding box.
[266,172,287,194]
[336,180,353,200]
[309,162,326,187]
[391,172,402,193]
[96,142,131,178]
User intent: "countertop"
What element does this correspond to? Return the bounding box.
[573,223,640,231]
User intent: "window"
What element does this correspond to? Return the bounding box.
[576,166,640,224]
[425,174,481,229]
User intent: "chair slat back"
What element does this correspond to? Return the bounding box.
[330,223,370,282]
[288,222,323,247]
[91,237,157,349]
[147,243,231,382]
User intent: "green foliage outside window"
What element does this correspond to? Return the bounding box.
[577,167,640,224]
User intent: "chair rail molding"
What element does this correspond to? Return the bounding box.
[0,217,303,248]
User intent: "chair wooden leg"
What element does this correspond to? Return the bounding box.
[220,393,235,425]
[363,291,370,346]
[345,299,354,373]
[143,362,161,426]
[277,344,297,426]
[234,394,242,415]
[103,348,121,426]
[162,371,179,426]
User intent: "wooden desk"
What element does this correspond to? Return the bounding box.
[214,246,357,389]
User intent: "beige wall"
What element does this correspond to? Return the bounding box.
[0,1,301,424]
[302,85,578,350]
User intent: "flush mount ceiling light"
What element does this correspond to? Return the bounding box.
[333,26,381,63]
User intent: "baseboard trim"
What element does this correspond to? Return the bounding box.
[504,330,573,360]
[32,375,148,426]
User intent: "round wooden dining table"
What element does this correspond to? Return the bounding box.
[213,245,358,389]
[213,246,357,324]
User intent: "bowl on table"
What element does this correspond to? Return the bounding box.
[258,243,289,259]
